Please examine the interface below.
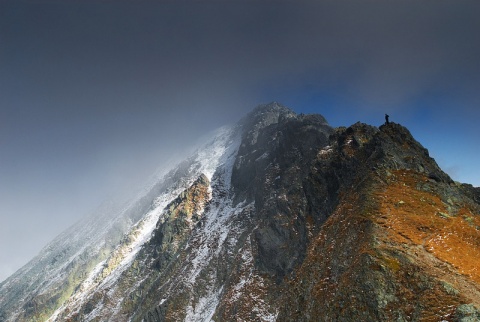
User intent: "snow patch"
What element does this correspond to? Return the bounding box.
[184,286,224,322]
[319,145,333,156]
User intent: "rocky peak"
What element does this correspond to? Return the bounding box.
[378,122,452,183]
[239,102,296,146]
[232,103,333,205]
[325,121,452,184]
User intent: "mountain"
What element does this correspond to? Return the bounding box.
[1,102,479,321]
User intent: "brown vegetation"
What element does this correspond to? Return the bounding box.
[375,170,480,284]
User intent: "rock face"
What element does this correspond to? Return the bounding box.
[1,102,479,321]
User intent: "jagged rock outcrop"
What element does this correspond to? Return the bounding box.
[0,102,479,321]
[232,103,334,280]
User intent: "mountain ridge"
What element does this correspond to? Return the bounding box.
[1,102,479,321]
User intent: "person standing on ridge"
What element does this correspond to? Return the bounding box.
[385,114,390,125]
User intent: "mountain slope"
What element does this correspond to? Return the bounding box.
[278,122,480,321]
[1,102,479,322]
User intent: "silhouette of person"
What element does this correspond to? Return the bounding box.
[385,114,390,125]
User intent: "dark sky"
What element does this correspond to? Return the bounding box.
[1,0,479,281]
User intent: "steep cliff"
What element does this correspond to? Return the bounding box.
[0,102,479,322]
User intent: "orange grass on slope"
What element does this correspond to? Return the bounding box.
[374,170,480,284]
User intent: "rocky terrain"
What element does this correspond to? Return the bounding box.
[1,102,479,321]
